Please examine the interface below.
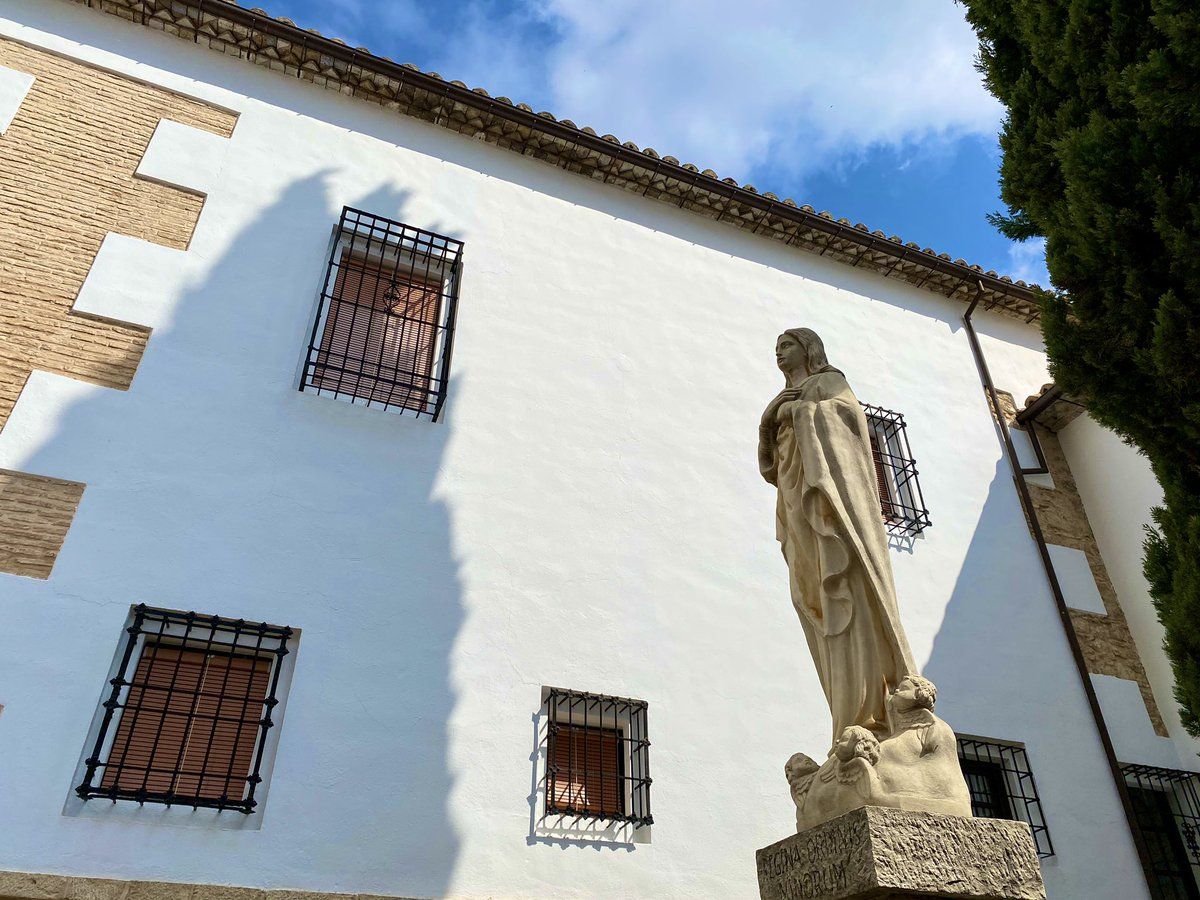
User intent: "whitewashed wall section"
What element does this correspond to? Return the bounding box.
[0,63,32,132]
[0,1,1163,898]
[1047,543,1107,615]
[1060,414,1200,764]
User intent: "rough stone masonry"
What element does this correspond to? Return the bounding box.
[756,807,1045,900]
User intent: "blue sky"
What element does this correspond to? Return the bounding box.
[254,0,1050,287]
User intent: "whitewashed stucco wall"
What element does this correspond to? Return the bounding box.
[0,2,1152,898]
[1059,414,1200,767]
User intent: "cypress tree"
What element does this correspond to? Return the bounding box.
[961,1,1200,735]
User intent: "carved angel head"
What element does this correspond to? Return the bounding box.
[891,675,938,712]
[833,725,881,766]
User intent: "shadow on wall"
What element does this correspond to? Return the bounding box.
[924,456,1058,735]
[10,175,464,896]
[923,454,1143,896]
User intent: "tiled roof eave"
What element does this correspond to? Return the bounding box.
[1016,383,1085,432]
[66,0,1045,323]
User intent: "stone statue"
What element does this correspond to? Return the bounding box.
[759,328,971,831]
[783,676,971,829]
[759,327,916,740]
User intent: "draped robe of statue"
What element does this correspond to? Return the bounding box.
[760,366,917,742]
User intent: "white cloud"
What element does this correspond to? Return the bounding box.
[517,0,1003,182]
[297,1,1000,188]
[1006,238,1051,288]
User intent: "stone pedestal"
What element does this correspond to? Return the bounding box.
[756,807,1046,900]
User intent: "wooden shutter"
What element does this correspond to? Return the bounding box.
[868,431,896,520]
[311,251,443,411]
[102,645,205,795]
[549,724,624,816]
[102,642,272,800]
[175,652,272,800]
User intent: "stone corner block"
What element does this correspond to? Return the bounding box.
[756,807,1045,900]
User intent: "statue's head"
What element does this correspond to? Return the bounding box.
[775,328,830,378]
[891,675,938,712]
[833,725,881,765]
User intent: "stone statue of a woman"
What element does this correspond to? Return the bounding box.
[760,328,971,830]
[759,328,916,742]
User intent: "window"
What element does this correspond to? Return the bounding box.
[957,736,1053,858]
[1123,763,1200,898]
[76,605,292,813]
[301,207,463,421]
[862,403,931,535]
[543,687,652,826]
[550,724,624,817]
[961,755,1014,820]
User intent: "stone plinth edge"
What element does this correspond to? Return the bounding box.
[756,807,1046,900]
[0,871,417,900]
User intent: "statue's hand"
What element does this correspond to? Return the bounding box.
[761,388,803,427]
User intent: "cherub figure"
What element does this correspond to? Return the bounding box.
[823,725,881,787]
[789,725,883,830]
[887,675,941,754]
[872,674,972,818]
[784,752,820,830]
[787,675,972,830]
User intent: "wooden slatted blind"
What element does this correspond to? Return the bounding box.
[868,430,896,520]
[549,724,623,816]
[310,251,443,412]
[101,643,272,801]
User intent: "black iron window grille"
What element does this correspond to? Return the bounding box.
[957,736,1054,858]
[1123,763,1200,898]
[76,604,292,813]
[543,687,652,827]
[862,403,931,535]
[301,207,463,421]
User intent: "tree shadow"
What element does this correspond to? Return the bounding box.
[0,174,464,897]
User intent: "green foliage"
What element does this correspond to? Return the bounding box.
[985,209,1040,240]
[962,0,1200,735]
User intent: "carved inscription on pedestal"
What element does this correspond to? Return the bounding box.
[756,814,868,900]
[759,844,848,899]
[756,807,1046,900]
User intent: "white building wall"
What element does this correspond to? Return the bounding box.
[0,2,1151,897]
[1059,413,1200,766]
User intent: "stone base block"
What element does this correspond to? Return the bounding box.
[0,870,417,900]
[756,807,1046,900]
